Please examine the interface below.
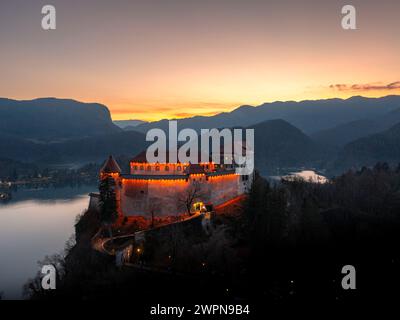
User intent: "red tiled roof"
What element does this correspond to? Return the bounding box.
[101,155,121,173]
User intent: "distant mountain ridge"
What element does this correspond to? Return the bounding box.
[333,122,400,172]
[312,107,400,146]
[0,97,146,165]
[133,95,400,135]
[0,98,121,142]
[249,119,332,174]
[0,130,147,164]
[1,95,400,175]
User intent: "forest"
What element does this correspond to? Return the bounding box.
[24,162,400,305]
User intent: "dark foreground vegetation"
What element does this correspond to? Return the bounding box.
[25,163,400,307]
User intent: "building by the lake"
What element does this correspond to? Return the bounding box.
[92,151,252,217]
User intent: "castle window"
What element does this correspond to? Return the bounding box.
[133,165,138,170]
[140,166,144,171]
[156,166,160,171]
[177,166,181,171]
[165,166,169,171]
[147,166,151,171]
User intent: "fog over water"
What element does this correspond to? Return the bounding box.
[0,185,95,299]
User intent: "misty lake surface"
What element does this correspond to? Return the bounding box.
[269,170,328,183]
[0,185,96,299]
[287,170,328,183]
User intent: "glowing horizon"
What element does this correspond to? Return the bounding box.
[1,0,399,121]
[110,90,400,121]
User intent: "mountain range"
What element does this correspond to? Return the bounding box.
[0,130,147,164]
[1,96,400,175]
[0,98,121,142]
[333,122,400,172]
[132,95,400,135]
[248,119,332,174]
[312,107,400,146]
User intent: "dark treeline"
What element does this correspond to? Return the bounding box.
[242,163,400,305]
[25,163,400,306]
[247,163,400,249]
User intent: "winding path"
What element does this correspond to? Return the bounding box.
[92,212,202,255]
[92,195,245,256]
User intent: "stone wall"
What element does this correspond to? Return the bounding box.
[119,173,243,217]
[120,179,187,216]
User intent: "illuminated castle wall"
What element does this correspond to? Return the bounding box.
[99,153,252,217]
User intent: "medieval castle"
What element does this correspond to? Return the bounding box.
[93,150,253,217]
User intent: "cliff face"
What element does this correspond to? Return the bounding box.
[0,98,151,164]
[0,98,121,142]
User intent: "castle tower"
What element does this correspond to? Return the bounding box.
[100,155,122,216]
[100,155,122,178]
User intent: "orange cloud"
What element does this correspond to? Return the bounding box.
[330,81,400,91]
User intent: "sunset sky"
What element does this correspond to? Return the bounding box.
[0,0,399,121]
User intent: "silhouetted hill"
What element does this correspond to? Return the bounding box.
[312,107,400,146]
[333,123,400,171]
[0,98,121,141]
[48,131,148,163]
[0,130,147,164]
[1,116,331,173]
[249,119,331,174]
[0,134,46,161]
[4,96,399,174]
[133,96,400,135]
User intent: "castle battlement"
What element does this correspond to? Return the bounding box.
[98,153,252,217]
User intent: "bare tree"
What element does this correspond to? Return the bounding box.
[178,181,203,215]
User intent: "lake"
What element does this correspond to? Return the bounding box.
[269,170,328,183]
[0,185,96,299]
[285,170,328,183]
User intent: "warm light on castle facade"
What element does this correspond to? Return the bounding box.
[96,152,253,217]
